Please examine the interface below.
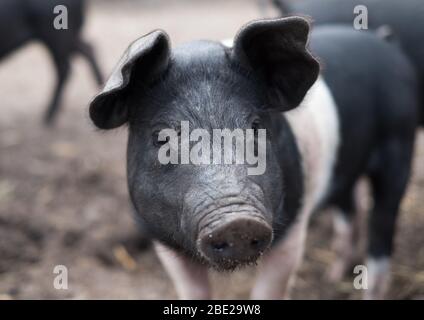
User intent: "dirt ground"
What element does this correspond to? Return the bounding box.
[0,0,423,299]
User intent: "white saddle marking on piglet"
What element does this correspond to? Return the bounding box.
[251,78,340,299]
[286,77,340,222]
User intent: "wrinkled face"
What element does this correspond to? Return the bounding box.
[89,18,319,270]
[126,42,284,269]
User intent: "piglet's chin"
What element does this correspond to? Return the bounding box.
[200,252,266,272]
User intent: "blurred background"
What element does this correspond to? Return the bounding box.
[0,0,423,299]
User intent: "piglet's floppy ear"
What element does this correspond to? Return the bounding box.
[232,17,319,111]
[89,30,171,129]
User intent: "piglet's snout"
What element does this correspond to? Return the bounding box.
[197,214,272,269]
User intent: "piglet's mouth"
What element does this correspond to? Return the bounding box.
[196,207,273,271]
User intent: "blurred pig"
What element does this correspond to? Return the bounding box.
[273,0,424,126]
[0,0,103,124]
[89,18,418,299]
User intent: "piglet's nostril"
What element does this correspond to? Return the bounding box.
[250,239,261,247]
[212,241,229,252]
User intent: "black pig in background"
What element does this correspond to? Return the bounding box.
[272,0,424,126]
[0,0,103,124]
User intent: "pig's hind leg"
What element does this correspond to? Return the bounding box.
[43,48,71,125]
[75,40,104,86]
[43,38,103,125]
[364,137,415,299]
[363,73,417,299]
[154,242,211,299]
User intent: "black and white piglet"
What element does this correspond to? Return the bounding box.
[0,0,103,124]
[89,17,418,299]
[273,0,424,126]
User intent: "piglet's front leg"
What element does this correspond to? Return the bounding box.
[251,219,308,299]
[154,242,210,300]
